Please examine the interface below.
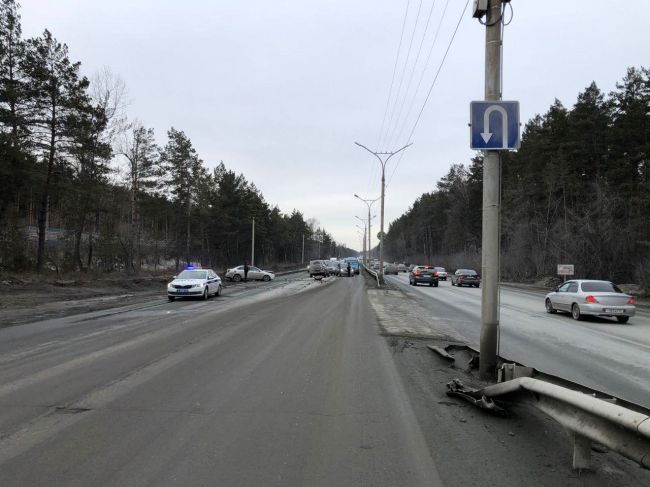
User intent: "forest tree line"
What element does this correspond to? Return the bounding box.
[384,67,650,290]
[0,0,351,274]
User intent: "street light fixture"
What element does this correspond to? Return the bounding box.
[355,143,411,282]
[354,194,380,264]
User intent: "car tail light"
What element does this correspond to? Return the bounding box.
[415,271,421,276]
[585,295,598,303]
[433,272,438,277]
[628,297,635,305]
[459,275,464,280]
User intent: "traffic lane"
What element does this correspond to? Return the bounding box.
[0,272,303,328]
[0,276,441,486]
[0,272,309,349]
[389,273,650,346]
[0,275,320,435]
[387,274,650,406]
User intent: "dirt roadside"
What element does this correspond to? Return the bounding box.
[0,273,169,327]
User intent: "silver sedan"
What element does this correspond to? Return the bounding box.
[545,279,635,323]
[225,265,275,282]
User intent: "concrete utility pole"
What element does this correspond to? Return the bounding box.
[301,233,305,265]
[353,194,380,264]
[479,0,503,380]
[355,143,411,281]
[251,218,255,267]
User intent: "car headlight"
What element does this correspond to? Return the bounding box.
[167,283,174,289]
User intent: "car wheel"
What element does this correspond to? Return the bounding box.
[168,296,175,302]
[233,274,242,282]
[616,316,629,324]
[262,275,271,282]
[545,298,556,314]
[429,282,433,287]
[474,284,479,288]
[571,304,582,321]
[434,282,439,287]
[202,287,209,300]
[451,281,455,286]
[309,274,313,278]
[216,284,222,297]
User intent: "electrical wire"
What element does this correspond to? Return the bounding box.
[370,0,411,192]
[379,0,424,152]
[375,0,411,152]
[389,0,449,152]
[383,0,438,151]
[386,0,470,187]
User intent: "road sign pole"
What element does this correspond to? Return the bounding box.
[479,0,503,380]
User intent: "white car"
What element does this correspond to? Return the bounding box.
[225,265,275,282]
[167,268,222,301]
[433,267,448,280]
[545,279,635,323]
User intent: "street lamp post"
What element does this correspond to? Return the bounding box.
[355,223,367,263]
[354,142,411,281]
[355,214,375,264]
[354,194,379,264]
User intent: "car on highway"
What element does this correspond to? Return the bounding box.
[409,265,439,287]
[397,263,408,273]
[167,268,222,301]
[545,279,636,323]
[225,265,275,282]
[451,269,481,287]
[433,267,448,281]
[308,260,329,277]
[384,263,399,275]
[325,260,339,276]
[343,257,360,274]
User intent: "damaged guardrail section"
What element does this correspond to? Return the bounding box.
[448,376,650,471]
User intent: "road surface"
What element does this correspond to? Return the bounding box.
[0,276,441,487]
[1,274,647,486]
[386,273,650,407]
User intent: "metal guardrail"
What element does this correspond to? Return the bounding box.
[450,376,650,470]
[361,263,380,286]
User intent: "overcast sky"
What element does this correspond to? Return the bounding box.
[19,1,650,251]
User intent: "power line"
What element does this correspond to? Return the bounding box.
[374,0,411,153]
[387,0,470,188]
[379,0,423,152]
[383,0,438,151]
[369,0,412,193]
[390,0,449,150]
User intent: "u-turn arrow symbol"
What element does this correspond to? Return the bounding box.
[481,105,508,148]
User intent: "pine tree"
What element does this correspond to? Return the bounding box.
[21,29,92,272]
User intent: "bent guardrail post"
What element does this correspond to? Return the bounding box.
[472,377,650,470]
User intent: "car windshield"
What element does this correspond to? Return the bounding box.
[581,281,622,293]
[459,270,477,275]
[177,270,207,279]
[434,267,445,272]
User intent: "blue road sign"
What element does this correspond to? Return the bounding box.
[470,101,520,150]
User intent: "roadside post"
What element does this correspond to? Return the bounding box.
[471,0,520,380]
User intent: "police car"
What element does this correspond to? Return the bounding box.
[167,266,222,301]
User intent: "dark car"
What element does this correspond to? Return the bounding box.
[409,265,439,287]
[308,260,329,277]
[451,269,481,288]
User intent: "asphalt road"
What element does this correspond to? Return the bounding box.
[386,273,650,407]
[0,276,442,487]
